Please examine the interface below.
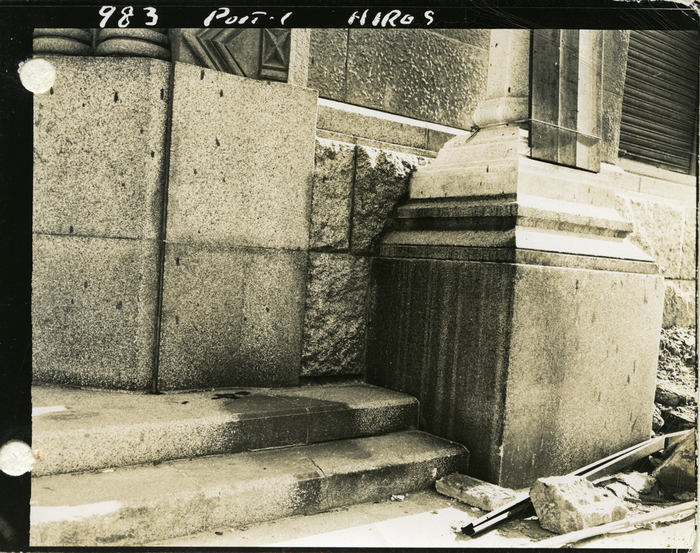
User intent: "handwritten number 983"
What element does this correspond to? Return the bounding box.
[99,6,158,28]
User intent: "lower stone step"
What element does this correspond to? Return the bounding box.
[30,430,469,546]
[32,383,418,476]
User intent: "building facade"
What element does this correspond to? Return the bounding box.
[31,28,697,486]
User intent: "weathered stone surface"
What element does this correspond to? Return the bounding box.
[429,29,491,51]
[157,244,307,390]
[655,385,689,408]
[368,257,664,488]
[32,234,159,390]
[679,206,696,280]
[614,195,684,278]
[663,279,696,328]
[530,476,628,535]
[435,473,517,511]
[301,253,370,377]
[652,404,665,432]
[308,28,348,100]
[166,63,317,249]
[652,431,696,493]
[600,31,630,164]
[345,29,487,129]
[33,56,171,239]
[310,139,355,250]
[351,145,425,254]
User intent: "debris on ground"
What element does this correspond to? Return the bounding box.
[390,494,405,501]
[530,475,628,534]
[655,326,697,433]
[651,430,696,494]
[436,473,518,511]
[529,500,696,548]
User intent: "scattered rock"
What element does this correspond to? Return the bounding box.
[661,407,696,433]
[652,405,665,432]
[621,472,657,495]
[530,475,628,534]
[654,386,686,408]
[652,431,696,494]
[436,473,518,512]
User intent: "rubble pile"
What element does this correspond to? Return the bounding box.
[655,326,697,433]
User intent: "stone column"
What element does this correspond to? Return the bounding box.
[366,30,665,488]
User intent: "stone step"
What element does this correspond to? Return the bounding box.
[32,383,418,476]
[30,430,469,547]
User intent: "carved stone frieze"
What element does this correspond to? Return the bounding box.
[171,28,291,82]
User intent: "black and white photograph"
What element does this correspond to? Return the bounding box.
[0,1,697,549]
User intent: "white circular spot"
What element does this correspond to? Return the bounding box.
[19,58,56,94]
[0,440,37,476]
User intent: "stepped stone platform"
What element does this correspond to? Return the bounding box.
[31,383,469,546]
[32,383,419,476]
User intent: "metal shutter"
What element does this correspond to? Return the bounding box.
[619,31,699,174]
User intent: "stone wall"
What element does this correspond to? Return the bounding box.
[302,138,427,377]
[309,29,489,129]
[33,56,170,390]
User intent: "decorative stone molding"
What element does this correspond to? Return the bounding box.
[95,28,170,60]
[171,28,292,82]
[33,29,95,56]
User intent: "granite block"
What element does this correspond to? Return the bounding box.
[157,243,307,389]
[367,256,664,488]
[310,138,356,250]
[679,206,696,280]
[615,194,684,278]
[33,56,170,239]
[166,63,318,249]
[502,264,664,487]
[32,234,159,390]
[308,28,348,99]
[345,29,487,129]
[301,253,370,377]
[663,279,696,328]
[351,145,425,254]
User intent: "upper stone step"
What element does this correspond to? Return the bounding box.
[31,430,469,547]
[32,383,418,476]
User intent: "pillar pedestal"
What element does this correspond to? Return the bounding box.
[365,30,664,488]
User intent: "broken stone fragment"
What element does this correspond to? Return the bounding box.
[530,475,628,534]
[621,471,656,495]
[652,431,696,494]
[435,472,517,511]
[652,404,665,432]
[655,385,688,408]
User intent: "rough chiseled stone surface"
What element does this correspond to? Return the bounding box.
[351,145,426,254]
[301,253,370,377]
[157,244,307,390]
[166,63,317,249]
[310,139,356,251]
[33,56,171,240]
[652,431,696,494]
[345,30,487,129]
[435,473,517,511]
[663,280,696,328]
[614,195,684,278]
[32,234,159,390]
[601,31,630,164]
[530,476,628,535]
[308,28,348,101]
[679,206,696,280]
[429,29,491,51]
